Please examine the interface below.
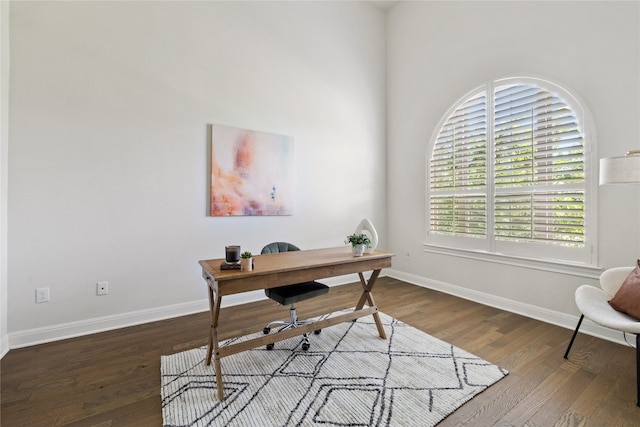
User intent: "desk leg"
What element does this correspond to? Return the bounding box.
[206,281,225,400]
[355,269,386,339]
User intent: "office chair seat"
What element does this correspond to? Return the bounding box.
[261,242,329,351]
[265,281,329,306]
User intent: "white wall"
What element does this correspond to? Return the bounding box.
[1,0,9,357]
[7,1,387,346]
[387,1,640,333]
[7,0,638,351]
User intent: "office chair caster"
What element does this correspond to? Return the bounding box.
[314,329,321,335]
[264,327,275,350]
[302,342,310,351]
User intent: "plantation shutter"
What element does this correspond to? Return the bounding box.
[493,83,585,246]
[430,91,487,237]
[429,79,588,258]
[494,192,585,244]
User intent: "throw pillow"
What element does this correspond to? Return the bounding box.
[608,260,640,320]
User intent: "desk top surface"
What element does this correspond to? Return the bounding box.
[199,246,393,282]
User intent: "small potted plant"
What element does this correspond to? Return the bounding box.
[345,233,371,257]
[240,251,253,272]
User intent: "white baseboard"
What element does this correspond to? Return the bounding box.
[386,269,631,347]
[7,290,273,350]
[6,275,359,350]
[7,270,629,351]
[8,299,207,349]
[0,333,8,358]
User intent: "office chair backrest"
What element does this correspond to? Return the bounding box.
[261,242,300,254]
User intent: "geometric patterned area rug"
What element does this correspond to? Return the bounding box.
[161,310,508,426]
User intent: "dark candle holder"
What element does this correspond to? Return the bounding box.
[225,245,241,263]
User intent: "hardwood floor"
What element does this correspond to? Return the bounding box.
[2,278,638,426]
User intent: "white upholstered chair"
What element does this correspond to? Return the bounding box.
[564,266,640,407]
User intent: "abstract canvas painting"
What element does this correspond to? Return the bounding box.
[210,124,293,216]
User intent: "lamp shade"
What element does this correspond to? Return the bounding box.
[600,151,640,185]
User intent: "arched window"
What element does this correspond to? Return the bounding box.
[427,77,595,265]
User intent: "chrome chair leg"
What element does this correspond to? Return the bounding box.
[264,304,320,351]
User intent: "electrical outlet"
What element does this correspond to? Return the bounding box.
[97,281,109,296]
[36,287,50,303]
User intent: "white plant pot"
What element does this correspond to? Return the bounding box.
[351,244,366,257]
[240,258,253,272]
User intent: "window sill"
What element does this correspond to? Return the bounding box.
[422,243,602,279]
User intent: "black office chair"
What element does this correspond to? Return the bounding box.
[261,242,329,351]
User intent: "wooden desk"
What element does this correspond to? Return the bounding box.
[199,246,393,400]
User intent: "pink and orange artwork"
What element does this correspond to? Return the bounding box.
[210,124,293,216]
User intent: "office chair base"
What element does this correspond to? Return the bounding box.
[263,305,321,351]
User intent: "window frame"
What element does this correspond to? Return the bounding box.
[425,76,598,268]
